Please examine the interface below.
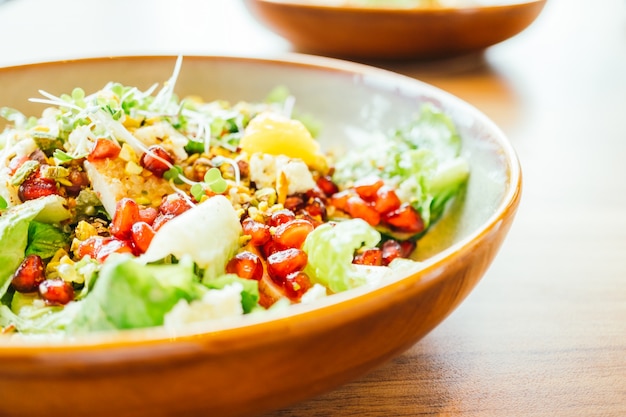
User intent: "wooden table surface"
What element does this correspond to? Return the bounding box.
[1,0,624,416]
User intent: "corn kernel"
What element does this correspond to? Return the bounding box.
[125,161,143,176]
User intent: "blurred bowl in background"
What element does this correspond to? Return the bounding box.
[242,0,547,60]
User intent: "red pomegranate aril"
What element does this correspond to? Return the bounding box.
[316,175,339,196]
[354,176,385,201]
[399,240,416,258]
[18,171,59,201]
[131,222,155,254]
[11,255,46,293]
[110,198,140,239]
[283,195,304,212]
[65,168,90,196]
[87,138,122,161]
[273,219,315,250]
[305,186,326,201]
[39,279,74,305]
[158,194,193,216]
[381,240,404,265]
[303,197,326,219]
[242,218,271,246]
[345,196,380,226]
[283,271,313,301]
[267,248,308,284]
[329,190,352,212]
[267,209,296,227]
[152,213,176,231]
[353,248,383,266]
[226,251,264,281]
[138,207,159,225]
[77,236,133,262]
[97,237,134,261]
[260,239,281,258]
[383,204,424,234]
[140,145,174,177]
[373,186,402,214]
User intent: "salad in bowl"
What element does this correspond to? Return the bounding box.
[0,57,469,336]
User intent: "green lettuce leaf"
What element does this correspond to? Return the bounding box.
[25,221,70,260]
[68,255,206,332]
[302,219,381,293]
[204,274,261,314]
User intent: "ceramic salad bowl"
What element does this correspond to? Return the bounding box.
[0,54,521,417]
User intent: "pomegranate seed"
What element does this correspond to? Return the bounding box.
[140,145,174,177]
[329,190,352,212]
[77,236,133,262]
[76,236,101,260]
[283,271,313,301]
[110,198,140,239]
[354,176,385,201]
[267,248,308,284]
[316,175,339,196]
[261,239,281,258]
[273,219,315,250]
[399,240,416,258]
[152,213,176,231]
[88,138,121,161]
[226,251,264,281]
[267,209,296,227]
[283,195,305,212]
[242,218,271,246]
[97,237,134,261]
[65,168,90,196]
[130,222,155,254]
[345,196,380,226]
[283,195,304,212]
[11,255,46,293]
[381,240,403,265]
[158,194,193,216]
[303,197,326,219]
[383,204,424,234]
[373,186,402,214]
[353,248,383,266]
[138,207,159,225]
[305,186,327,201]
[18,171,59,201]
[39,279,74,305]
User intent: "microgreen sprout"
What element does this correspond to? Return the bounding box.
[0,195,7,210]
[190,167,228,201]
[163,165,184,184]
[204,167,228,193]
